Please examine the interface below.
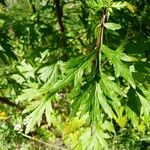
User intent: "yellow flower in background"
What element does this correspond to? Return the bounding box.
[0,111,8,120]
[63,118,85,134]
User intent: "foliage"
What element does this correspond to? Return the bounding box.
[0,0,149,149]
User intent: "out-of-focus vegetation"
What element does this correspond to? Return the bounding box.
[0,0,149,149]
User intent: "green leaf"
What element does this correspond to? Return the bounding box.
[104,22,121,30]
[81,84,94,117]
[95,129,109,149]
[78,128,109,150]
[74,68,83,87]
[127,87,142,116]
[70,89,89,117]
[90,84,102,123]
[45,98,53,126]
[137,92,150,123]
[38,63,58,83]
[101,120,115,132]
[88,0,111,10]
[125,106,139,128]
[25,98,53,134]
[22,101,41,114]
[102,45,136,89]
[101,73,126,97]
[45,50,95,96]
[119,53,137,62]
[116,39,128,53]
[112,1,136,13]
[100,73,126,109]
[96,82,112,118]
[25,101,46,134]
[16,87,41,103]
[17,60,35,79]
[11,74,25,84]
[124,1,136,13]
[112,2,126,10]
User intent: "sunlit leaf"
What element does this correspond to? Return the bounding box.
[102,45,136,89]
[38,63,58,83]
[25,101,46,134]
[16,86,41,103]
[124,1,136,13]
[104,22,121,30]
[96,82,112,118]
[78,127,109,150]
[112,2,126,10]
[17,60,35,79]
[137,92,150,123]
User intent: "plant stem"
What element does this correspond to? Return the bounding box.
[54,0,69,61]
[0,96,23,110]
[96,8,107,75]
[20,132,68,150]
[29,0,36,13]
[54,0,65,32]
